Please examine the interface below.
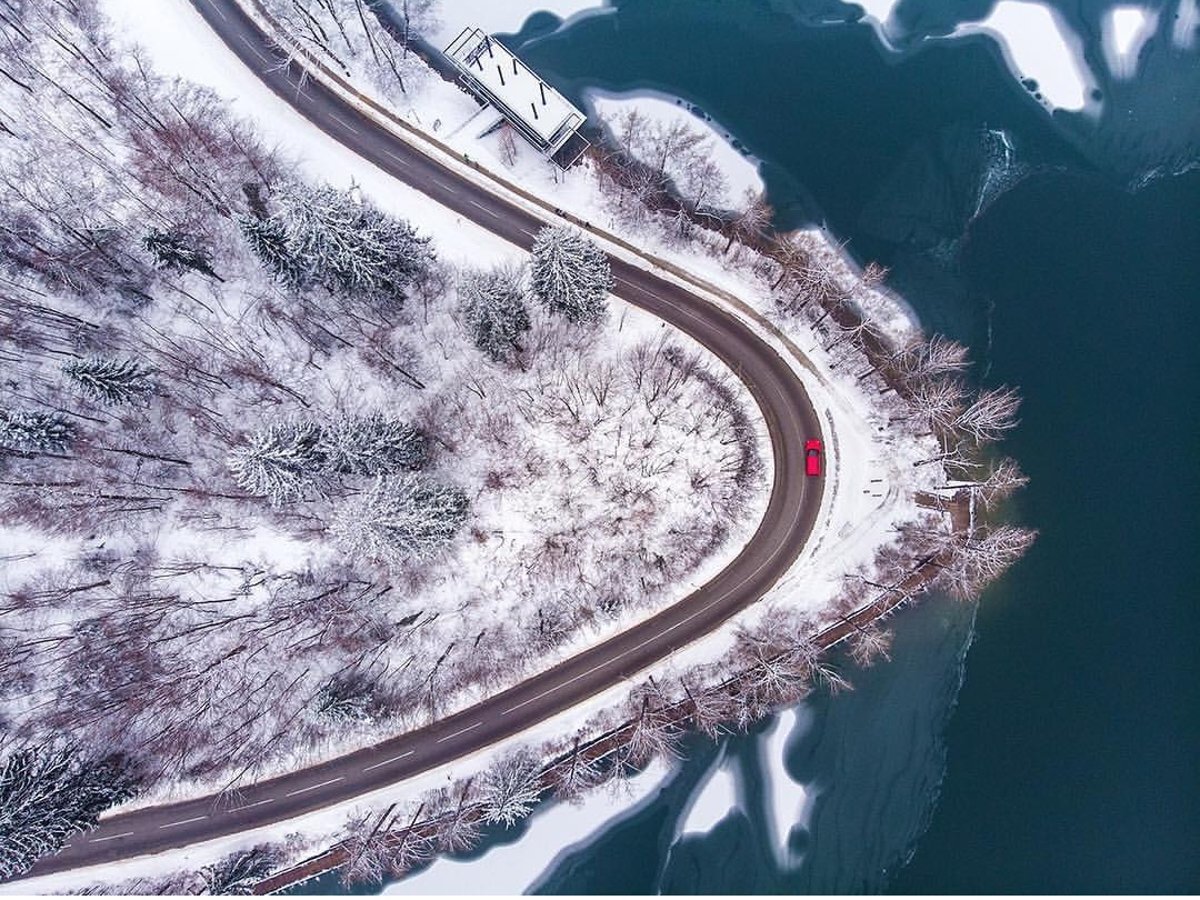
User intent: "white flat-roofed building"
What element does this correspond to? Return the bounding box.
[444,27,587,165]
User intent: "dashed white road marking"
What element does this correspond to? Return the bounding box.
[159,815,207,830]
[382,147,410,167]
[501,582,764,718]
[363,750,415,773]
[327,111,360,134]
[435,721,482,744]
[237,33,268,63]
[200,0,227,20]
[468,199,500,219]
[228,798,275,812]
[432,178,458,194]
[88,831,135,844]
[284,776,344,798]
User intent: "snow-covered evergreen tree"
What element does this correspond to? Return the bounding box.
[479,749,543,827]
[236,212,304,289]
[315,671,383,723]
[0,410,75,454]
[457,265,530,361]
[331,474,468,565]
[319,414,428,476]
[272,183,434,305]
[62,357,153,405]
[0,745,137,879]
[227,421,326,504]
[143,228,219,280]
[529,226,612,325]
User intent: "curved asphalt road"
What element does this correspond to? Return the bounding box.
[18,0,824,880]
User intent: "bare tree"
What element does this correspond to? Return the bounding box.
[953,385,1022,444]
[549,737,607,801]
[932,524,1038,599]
[622,681,683,767]
[905,377,966,435]
[479,749,543,827]
[847,623,894,667]
[724,189,772,253]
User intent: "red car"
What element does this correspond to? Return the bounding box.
[805,439,822,477]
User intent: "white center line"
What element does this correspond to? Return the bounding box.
[435,721,482,744]
[200,0,227,20]
[363,750,415,773]
[381,147,410,167]
[88,831,135,844]
[468,199,500,219]
[431,178,458,195]
[158,815,208,830]
[228,797,275,812]
[284,776,344,798]
[237,33,268,64]
[327,111,360,134]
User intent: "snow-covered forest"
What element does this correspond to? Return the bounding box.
[0,0,767,878]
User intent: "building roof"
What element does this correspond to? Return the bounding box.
[444,27,585,152]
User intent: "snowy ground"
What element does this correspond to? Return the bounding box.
[587,89,765,207]
[387,760,670,895]
[953,1,1097,113]
[1103,5,1160,78]
[427,0,609,47]
[4,0,948,890]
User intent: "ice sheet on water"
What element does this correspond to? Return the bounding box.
[1104,6,1160,78]
[757,707,820,869]
[677,750,739,838]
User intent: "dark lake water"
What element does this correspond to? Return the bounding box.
[312,1,1198,894]
[510,1,1200,892]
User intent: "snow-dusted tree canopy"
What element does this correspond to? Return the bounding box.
[529,226,612,325]
[241,182,434,306]
[479,750,543,826]
[457,265,530,361]
[319,414,428,476]
[62,357,154,405]
[0,745,137,880]
[331,474,469,565]
[144,228,219,280]
[199,845,281,896]
[0,410,75,454]
[228,421,328,505]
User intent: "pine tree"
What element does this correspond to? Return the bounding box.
[273,183,434,305]
[331,474,468,565]
[143,228,219,280]
[319,414,428,476]
[0,410,75,454]
[0,744,138,880]
[458,265,530,361]
[529,226,612,325]
[62,357,153,405]
[236,212,304,290]
[227,421,326,504]
[315,671,382,723]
